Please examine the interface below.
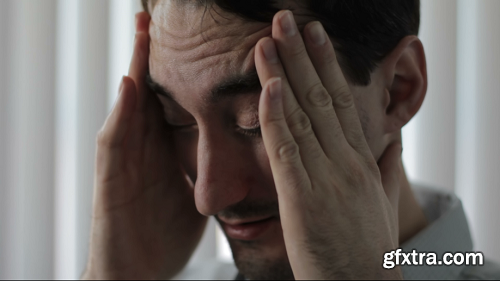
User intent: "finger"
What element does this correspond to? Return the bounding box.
[259,78,315,259]
[96,77,137,182]
[135,12,150,33]
[270,11,350,160]
[123,77,146,153]
[378,142,403,214]
[255,38,330,174]
[259,77,311,201]
[128,28,151,113]
[97,77,137,148]
[303,21,370,156]
[129,14,166,135]
[254,38,303,125]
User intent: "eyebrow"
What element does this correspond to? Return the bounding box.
[146,70,262,104]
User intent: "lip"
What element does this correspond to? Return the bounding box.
[220,216,276,241]
[219,215,274,226]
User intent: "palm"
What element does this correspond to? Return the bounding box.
[86,15,207,278]
[92,102,206,279]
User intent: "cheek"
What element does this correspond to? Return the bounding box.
[354,92,386,160]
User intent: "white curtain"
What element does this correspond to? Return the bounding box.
[403,0,500,267]
[0,0,498,279]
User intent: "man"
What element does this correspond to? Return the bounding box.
[83,0,500,279]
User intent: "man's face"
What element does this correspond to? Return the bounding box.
[149,1,386,279]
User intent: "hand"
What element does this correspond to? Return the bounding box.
[83,13,207,279]
[255,11,403,279]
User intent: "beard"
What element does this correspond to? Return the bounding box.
[216,199,295,280]
[230,240,295,280]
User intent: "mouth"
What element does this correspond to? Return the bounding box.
[218,216,276,241]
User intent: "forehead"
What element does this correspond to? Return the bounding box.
[148,0,272,104]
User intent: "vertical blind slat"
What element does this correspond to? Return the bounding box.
[0,1,9,278]
[403,0,458,190]
[474,0,500,264]
[75,0,111,276]
[456,0,479,250]
[3,0,58,278]
[54,0,80,279]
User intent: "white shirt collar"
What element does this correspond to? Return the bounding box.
[401,184,473,279]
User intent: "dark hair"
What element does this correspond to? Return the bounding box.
[141,0,420,86]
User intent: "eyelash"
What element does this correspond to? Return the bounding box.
[236,126,262,138]
[169,124,198,131]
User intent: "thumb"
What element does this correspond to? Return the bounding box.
[378,142,403,213]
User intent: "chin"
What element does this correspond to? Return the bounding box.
[226,231,295,280]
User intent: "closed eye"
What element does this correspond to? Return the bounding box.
[168,123,261,137]
[236,126,262,138]
[169,123,198,131]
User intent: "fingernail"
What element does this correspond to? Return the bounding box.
[262,38,278,63]
[309,22,326,46]
[269,78,282,102]
[279,11,297,37]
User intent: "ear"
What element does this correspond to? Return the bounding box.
[381,35,427,133]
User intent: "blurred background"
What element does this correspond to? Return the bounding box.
[0,0,499,279]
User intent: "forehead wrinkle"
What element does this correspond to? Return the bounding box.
[150,1,271,51]
[148,2,281,110]
[151,22,270,65]
[150,18,237,51]
[152,35,244,67]
[151,1,246,41]
[150,25,271,83]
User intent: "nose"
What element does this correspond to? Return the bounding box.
[194,130,257,216]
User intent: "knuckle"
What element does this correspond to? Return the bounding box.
[96,128,117,148]
[306,83,332,108]
[303,141,324,161]
[286,44,309,61]
[286,109,324,161]
[345,160,366,187]
[96,129,108,147]
[332,86,354,110]
[275,140,300,162]
[287,109,312,136]
[262,110,285,126]
[323,49,339,67]
[346,131,368,150]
